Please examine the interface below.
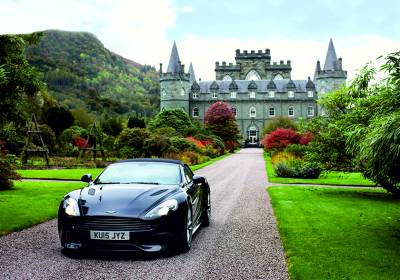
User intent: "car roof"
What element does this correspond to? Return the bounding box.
[116,158,185,166]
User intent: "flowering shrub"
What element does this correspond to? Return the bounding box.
[205,101,234,124]
[185,136,212,149]
[262,128,314,151]
[73,136,88,149]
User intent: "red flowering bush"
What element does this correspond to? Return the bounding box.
[205,101,234,124]
[262,128,314,151]
[185,136,212,149]
[73,137,88,149]
[261,128,300,150]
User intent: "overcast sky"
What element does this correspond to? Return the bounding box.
[1,0,399,81]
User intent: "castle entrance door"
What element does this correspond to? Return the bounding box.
[248,127,258,144]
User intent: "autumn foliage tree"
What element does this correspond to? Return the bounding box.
[261,128,314,151]
[205,101,239,151]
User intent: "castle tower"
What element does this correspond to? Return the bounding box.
[314,39,347,97]
[160,42,191,113]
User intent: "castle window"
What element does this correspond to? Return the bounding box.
[307,106,314,116]
[245,70,261,81]
[269,106,275,117]
[288,91,294,98]
[307,90,314,97]
[288,106,295,117]
[231,91,237,99]
[268,91,275,98]
[250,91,256,98]
[162,89,166,96]
[274,74,284,80]
[223,75,233,81]
[249,106,256,118]
[193,92,198,99]
[212,91,217,99]
[232,107,237,117]
[193,107,199,117]
[180,88,185,96]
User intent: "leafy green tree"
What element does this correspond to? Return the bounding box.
[148,109,192,135]
[45,106,74,136]
[0,33,43,127]
[262,116,297,136]
[114,128,149,158]
[318,52,400,193]
[127,116,146,129]
[101,117,123,136]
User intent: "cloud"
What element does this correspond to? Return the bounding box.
[180,5,195,13]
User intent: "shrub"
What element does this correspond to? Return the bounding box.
[262,116,297,136]
[148,109,192,135]
[262,128,300,151]
[127,116,146,129]
[169,136,197,153]
[274,158,321,179]
[45,106,74,136]
[143,133,170,157]
[0,140,21,190]
[101,117,123,136]
[270,151,298,165]
[180,151,201,165]
[114,128,149,158]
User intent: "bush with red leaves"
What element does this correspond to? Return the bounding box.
[299,131,314,145]
[73,137,88,149]
[262,128,314,151]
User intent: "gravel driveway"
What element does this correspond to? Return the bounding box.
[0,148,288,280]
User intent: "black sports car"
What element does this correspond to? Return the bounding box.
[58,159,211,254]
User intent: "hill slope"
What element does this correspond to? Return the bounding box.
[26,30,159,116]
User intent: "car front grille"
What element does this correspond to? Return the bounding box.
[75,216,153,232]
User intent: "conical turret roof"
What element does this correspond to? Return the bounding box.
[188,62,196,83]
[323,38,339,71]
[167,41,182,74]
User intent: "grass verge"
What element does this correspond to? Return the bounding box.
[0,181,85,236]
[264,152,374,186]
[269,186,400,280]
[17,153,233,179]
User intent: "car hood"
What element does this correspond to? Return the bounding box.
[78,183,180,218]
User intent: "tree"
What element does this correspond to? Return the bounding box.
[0,33,43,127]
[127,116,146,129]
[45,106,74,136]
[318,52,400,194]
[205,101,239,151]
[262,116,297,136]
[148,109,192,135]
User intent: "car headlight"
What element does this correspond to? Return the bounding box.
[64,198,80,216]
[144,199,178,219]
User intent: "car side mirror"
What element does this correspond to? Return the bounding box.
[193,175,205,184]
[81,174,92,183]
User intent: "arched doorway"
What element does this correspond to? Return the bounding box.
[247,126,259,145]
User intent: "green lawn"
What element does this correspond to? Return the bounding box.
[17,168,103,180]
[264,152,374,186]
[269,186,400,280]
[0,181,85,236]
[17,153,233,180]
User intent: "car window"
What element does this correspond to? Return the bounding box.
[95,162,181,185]
[183,165,193,184]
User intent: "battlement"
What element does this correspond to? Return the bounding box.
[266,60,292,69]
[235,49,271,59]
[215,61,241,71]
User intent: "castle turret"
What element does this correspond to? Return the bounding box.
[188,62,197,84]
[314,39,347,96]
[160,42,191,113]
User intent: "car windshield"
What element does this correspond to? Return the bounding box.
[95,162,181,185]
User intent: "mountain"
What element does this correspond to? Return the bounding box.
[26,30,160,117]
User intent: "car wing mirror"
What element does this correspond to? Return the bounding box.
[193,175,205,184]
[81,174,92,183]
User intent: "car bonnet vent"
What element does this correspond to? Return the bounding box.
[150,189,168,196]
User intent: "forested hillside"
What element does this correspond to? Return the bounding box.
[26,30,159,117]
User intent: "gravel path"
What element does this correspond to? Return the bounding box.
[0,148,289,280]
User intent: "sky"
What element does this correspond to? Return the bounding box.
[0,0,399,81]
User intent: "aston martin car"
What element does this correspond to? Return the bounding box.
[58,159,211,254]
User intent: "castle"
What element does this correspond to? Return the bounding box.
[160,39,347,146]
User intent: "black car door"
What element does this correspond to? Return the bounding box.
[183,165,202,224]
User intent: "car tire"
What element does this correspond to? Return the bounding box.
[201,192,211,227]
[177,206,193,253]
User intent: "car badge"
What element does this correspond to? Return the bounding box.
[105,210,118,214]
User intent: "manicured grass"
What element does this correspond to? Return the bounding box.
[17,153,233,179]
[269,186,400,280]
[17,168,103,180]
[264,152,374,186]
[191,152,232,171]
[0,181,85,236]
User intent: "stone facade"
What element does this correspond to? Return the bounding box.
[160,39,347,146]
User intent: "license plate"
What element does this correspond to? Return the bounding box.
[90,231,129,240]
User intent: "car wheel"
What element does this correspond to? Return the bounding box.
[177,206,193,253]
[201,192,211,227]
